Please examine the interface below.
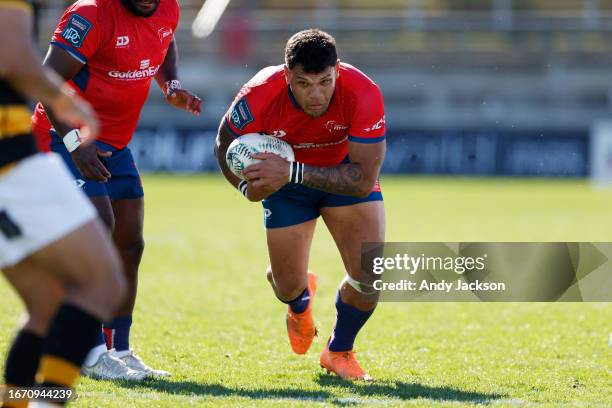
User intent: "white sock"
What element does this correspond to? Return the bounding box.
[84,344,108,367]
[112,349,131,358]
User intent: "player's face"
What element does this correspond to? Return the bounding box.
[285,63,340,118]
[123,0,160,17]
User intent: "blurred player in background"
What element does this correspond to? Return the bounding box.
[32,0,202,380]
[0,1,125,407]
[216,29,386,380]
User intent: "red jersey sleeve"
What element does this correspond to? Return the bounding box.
[347,82,386,144]
[224,67,281,137]
[50,0,102,64]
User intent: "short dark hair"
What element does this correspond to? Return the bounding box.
[284,29,337,73]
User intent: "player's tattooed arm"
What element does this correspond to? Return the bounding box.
[248,140,385,198]
[302,163,366,196]
[302,140,386,197]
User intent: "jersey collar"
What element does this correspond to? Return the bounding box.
[287,85,302,111]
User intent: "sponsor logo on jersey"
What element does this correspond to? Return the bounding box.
[230,98,254,130]
[292,137,348,150]
[116,36,130,48]
[364,115,385,132]
[108,60,159,80]
[61,14,92,48]
[325,121,350,133]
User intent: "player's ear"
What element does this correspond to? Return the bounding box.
[284,65,291,84]
[335,60,340,78]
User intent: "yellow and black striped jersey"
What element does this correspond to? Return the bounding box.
[0,0,38,168]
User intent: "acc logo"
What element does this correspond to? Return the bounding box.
[158,27,173,43]
[364,115,385,132]
[61,14,92,48]
[230,98,254,130]
[116,36,129,48]
[325,121,349,133]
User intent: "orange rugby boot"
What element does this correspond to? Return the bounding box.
[286,271,317,354]
[320,343,373,381]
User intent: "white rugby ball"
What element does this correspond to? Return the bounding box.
[226,133,295,180]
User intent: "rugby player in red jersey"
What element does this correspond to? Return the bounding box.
[32,0,201,380]
[216,29,386,381]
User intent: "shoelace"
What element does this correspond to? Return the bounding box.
[103,355,128,371]
[106,354,126,365]
[337,351,364,373]
[125,353,153,371]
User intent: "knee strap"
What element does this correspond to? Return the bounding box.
[343,274,377,295]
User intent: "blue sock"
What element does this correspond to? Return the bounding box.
[328,291,374,352]
[95,327,106,347]
[288,287,310,314]
[104,316,132,352]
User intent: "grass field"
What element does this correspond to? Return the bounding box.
[1,175,611,407]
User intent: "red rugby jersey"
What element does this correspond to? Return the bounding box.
[225,63,386,167]
[32,0,179,149]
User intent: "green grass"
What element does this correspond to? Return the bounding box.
[1,175,611,407]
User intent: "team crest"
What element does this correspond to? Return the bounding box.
[325,120,350,133]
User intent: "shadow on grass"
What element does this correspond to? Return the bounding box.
[111,376,505,406]
[317,373,506,404]
[115,379,332,403]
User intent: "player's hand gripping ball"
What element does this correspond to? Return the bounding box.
[226,133,294,180]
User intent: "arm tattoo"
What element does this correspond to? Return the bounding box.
[302,163,366,196]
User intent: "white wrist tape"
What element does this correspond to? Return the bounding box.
[289,161,304,184]
[164,80,182,96]
[63,129,82,153]
[238,180,248,197]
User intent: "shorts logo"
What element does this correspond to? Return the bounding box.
[74,179,86,189]
[61,14,92,48]
[116,36,130,48]
[264,209,272,218]
[230,98,254,130]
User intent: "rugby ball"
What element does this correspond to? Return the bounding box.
[226,133,295,180]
